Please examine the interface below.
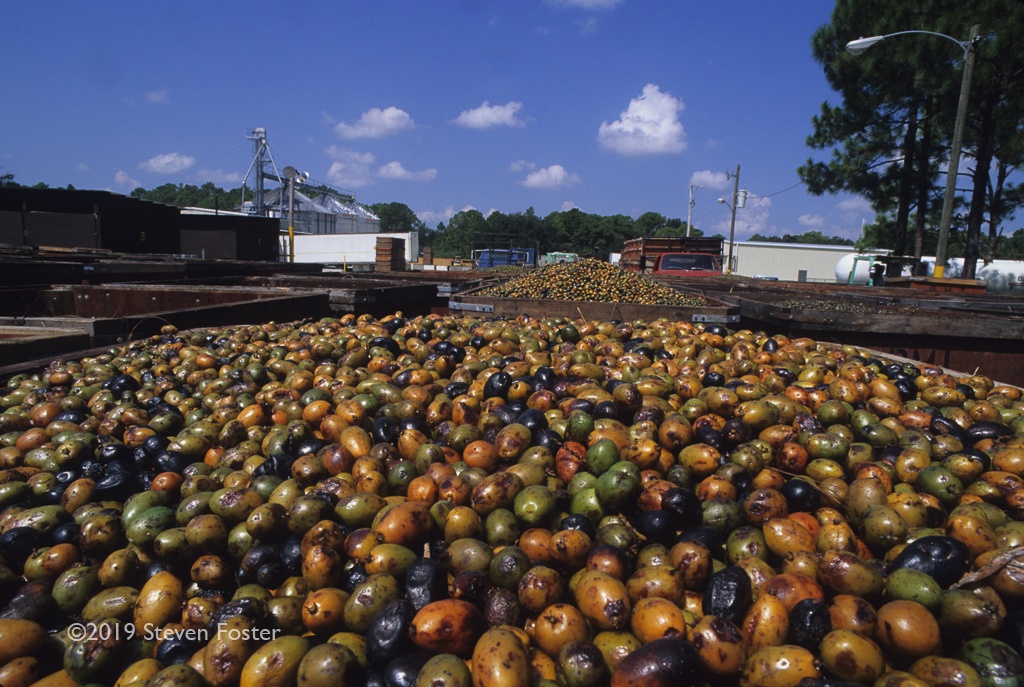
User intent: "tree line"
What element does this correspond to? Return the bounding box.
[120,184,718,258]
[4,171,1023,259]
[749,232,853,246]
[368,203,719,260]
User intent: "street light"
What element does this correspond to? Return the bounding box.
[845,25,981,279]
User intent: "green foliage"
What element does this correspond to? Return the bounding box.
[998,228,1024,259]
[634,212,667,235]
[428,207,653,260]
[653,223,702,238]
[368,201,434,248]
[749,231,854,246]
[433,209,487,259]
[131,182,244,211]
[543,209,639,258]
[0,171,74,191]
[634,212,698,239]
[368,202,424,234]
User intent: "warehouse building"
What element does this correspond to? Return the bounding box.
[727,240,869,282]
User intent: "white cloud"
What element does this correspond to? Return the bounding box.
[139,152,195,174]
[690,170,729,190]
[334,107,414,139]
[114,171,140,188]
[521,164,580,189]
[76,163,88,172]
[377,161,438,182]
[416,206,456,225]
[798,214,826,229]
[832,226,864,242]
[835,196,873,238]
[144,89,169,104]
[838,197,871,213]
[509,160,536,173]
[418,204,476,225]
[453,101,526,129]
[598,84,686,156]
[546,0,622,8]
[561,200,579,211]
[196,169,243,185]
[325,146,376,188]
[578,17,599,33]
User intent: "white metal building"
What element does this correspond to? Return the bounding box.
[726,241,870,282]
[282,231,419,265]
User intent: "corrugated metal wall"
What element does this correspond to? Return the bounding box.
[277,213,379,235]
[0,210,97,248]
[728,242,860,282]
[284,231,419,264]
[0,188,280,260]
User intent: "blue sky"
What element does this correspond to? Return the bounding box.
[1,1,877,240]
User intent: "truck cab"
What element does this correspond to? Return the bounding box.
[620,236,724,275]
[652,252,721,276]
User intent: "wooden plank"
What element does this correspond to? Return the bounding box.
[732,296,1024,340]
[786,310,1022,339]
[0,328,92,366]
[908,277,988,294]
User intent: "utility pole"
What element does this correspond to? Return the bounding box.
[727,165,740,273]
[935,24,980,279]
[687,184,703,238]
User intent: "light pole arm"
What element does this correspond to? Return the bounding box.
[846,30,973,58]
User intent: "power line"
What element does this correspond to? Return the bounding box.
[750,181,805,199]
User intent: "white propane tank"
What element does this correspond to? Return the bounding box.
[834,254,888,285]
[835,255,1024,293]
[975,260,1024,292]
